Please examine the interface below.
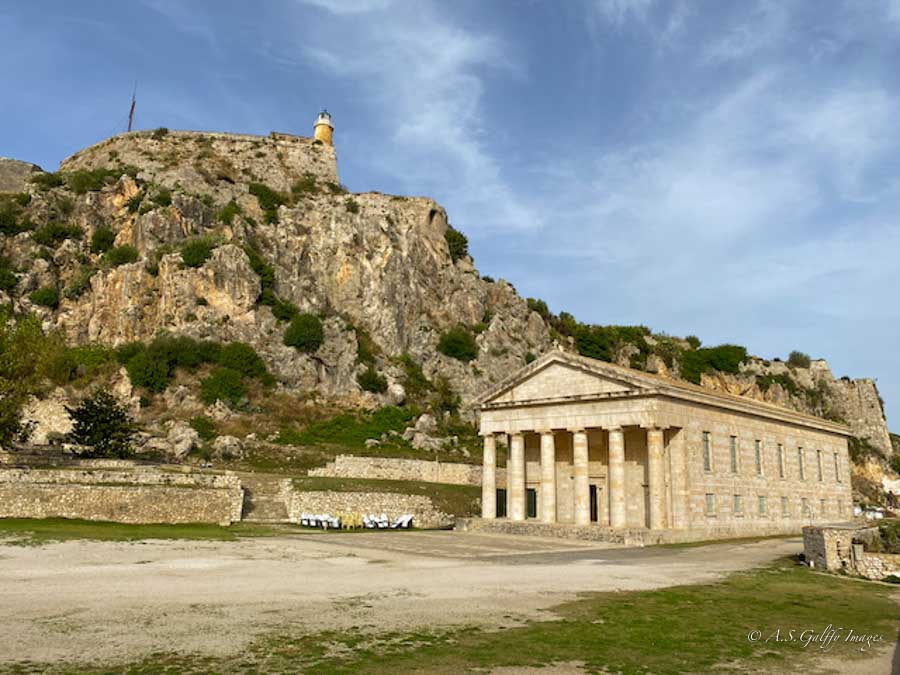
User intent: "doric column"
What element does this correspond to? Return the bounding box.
[509,432,526,521]
[481,434,496,519]
[646,426,666,530]
[608,426,626,528]
[572,429,590,526]
[539,430,556,523]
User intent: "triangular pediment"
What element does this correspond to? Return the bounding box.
[479,352,651,406]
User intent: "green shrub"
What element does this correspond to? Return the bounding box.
[248,182,287,223]
[115,341,146,365]
[216,200,241,224]
[66,390,136,458]
[756,373,800,396]
[481,275,494,283]
[685,335,702,349]
[431,374,460,416]
[0,204,20,236]
[29,286,59,309]
[344,197,360,214]
[46,344,117,383]
[29,172,65,191]
[527,297,551,320]
[64,267,96,299]
[243,245,276,300]
[189,416,217,442]
[445,225,469,262]
[680,344,748,384]
[0,259,17,293]
[103,245,139,267]
[126,192,143,213]
[14,192,31,207]
[66,168,120,194]
[291,173,319,196]
[438,325,478,362]
[125,348,172,392]
[787,351,812,368]
[878,520,900,554]
[151,127,169,140]
[90,226,116,254]
[181,237,217,268]
[355,326,379,365]
[151,188,172,207]
[358,367,388,393]
[200,367,246,406]
[326,181,347,195]
[216,341,271,383]
[55,196,74,216]
[283,313,324,352]
[269,296,299,322]
[525,351,536,364]
[32,222,83,247]
[848,436,885,463]
[397,354,432,404]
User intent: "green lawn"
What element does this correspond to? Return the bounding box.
[0,518,306,546]
[291,476,481,517]
[22,557,899,673]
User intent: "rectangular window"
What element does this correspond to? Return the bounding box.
[705,493,716,515]
[834,451,841,483]
[758,495,767,515]
[802,497,810,516]
[702,432,712,472]
[755,440,763,476]
[781,496,789,516]
[816,449,823,481]
[729,436,738,473]
[798,447,805,481]
[820,498,826,516]
[778,444,785,478]
[734,494,743,514]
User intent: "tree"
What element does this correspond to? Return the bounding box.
[66,390,136,457]
[0,311,49,446]
[445,225,469,262]
[787,351,811,368]
[283,313,324,352]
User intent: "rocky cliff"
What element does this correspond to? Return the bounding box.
[1,130,551,405]
[0,129,892,459]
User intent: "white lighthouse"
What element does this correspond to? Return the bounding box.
[313,109,333,145]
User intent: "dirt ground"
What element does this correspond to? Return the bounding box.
[0,532,893,671]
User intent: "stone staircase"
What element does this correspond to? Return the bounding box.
[240,474,290,523]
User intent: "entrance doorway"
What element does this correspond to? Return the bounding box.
[589,485,599,523]
[526,488,537,519]
[495,488,507,518]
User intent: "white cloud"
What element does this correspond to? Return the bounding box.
[286,1,537,231]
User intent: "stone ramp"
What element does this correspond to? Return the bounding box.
[239,474,290,523]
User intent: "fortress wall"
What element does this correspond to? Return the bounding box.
[0,468,244,525]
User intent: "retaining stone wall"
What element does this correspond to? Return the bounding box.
[855,551,900,581]
[286,489,452,529]
[309,454,500,486]
[0,468,243,525]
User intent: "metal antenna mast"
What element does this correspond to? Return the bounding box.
[127,83,137,132]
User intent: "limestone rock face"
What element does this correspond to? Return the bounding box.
[20,389,73,445]
[166,421,200,458]
[1,130,554,406]
[0,158,42,193]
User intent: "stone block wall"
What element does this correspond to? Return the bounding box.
[855,551,900,581]
[286,489,453,529]
[0,468,243,525]
[308,455,492,486]
[802,524,900,580]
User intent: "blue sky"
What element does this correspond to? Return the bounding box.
[2,0,899,428]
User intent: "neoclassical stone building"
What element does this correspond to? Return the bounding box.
[474,351,853,538]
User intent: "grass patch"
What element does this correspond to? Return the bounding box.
[0,518,301,546]
[275,406,415,449]
[291,476,480,517]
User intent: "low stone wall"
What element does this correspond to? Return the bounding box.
[802,524,900,581]
[308,454,501,486]
[855,551,900,581]
[0,468,243,525]
[457,517,814,547]
[286,489,453,529]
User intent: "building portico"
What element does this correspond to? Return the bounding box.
[473,351,853,539]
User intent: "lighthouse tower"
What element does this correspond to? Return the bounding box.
[313,109,334,145]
